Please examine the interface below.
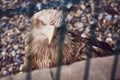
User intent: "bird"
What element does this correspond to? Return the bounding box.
[23,9,114,71]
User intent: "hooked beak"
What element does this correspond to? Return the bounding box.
[44,25,55,44]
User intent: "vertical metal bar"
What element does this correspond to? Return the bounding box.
[26,0,35,80]
[110,34,120,80]
[26,22,33,80]
[83,0,99,80]
[27,0,35,18]
[83,21,97,80]
[81,0,89,3]
[55,0,68,80]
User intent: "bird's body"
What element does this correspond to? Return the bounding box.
[25,31,73,69]
[23,9,114,70]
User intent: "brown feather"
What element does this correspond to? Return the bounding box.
[23,9,114,70]
[23,9,73,70]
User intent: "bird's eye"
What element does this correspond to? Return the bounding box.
[56,27,61,33]
[40,21,46,25]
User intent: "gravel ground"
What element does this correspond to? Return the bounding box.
[0,14,30,77]
[0,0,120,78]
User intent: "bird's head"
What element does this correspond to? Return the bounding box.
[32,9,63,44]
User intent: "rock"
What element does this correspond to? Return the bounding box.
[11,50,16,57]
[0,44,3,49]
[0,22,6,27]
[2,70,9,76]
[81,33,88,38]
[0,33,4,37]
[112,33,119,40]
[0,72,3,78]
[67,12,74,22]
[7,44,11,49]
[1,39,7,46]
[84,27,90,35]
[97,34,102,41]
[105,37,115,46]
[74,10,82,17]
[13,62,18,66]
[36,2,42,10]
[1,51,6,56]
[15,28,20,34]
[98,13,103,21]
[107,33,112,38]
[66,2,73,9]
[13,45,18,50]
[81,16,87,23]
[19,65,24,71]
[8,67,13,72]
[74,22,84,30]
[80,3,86,10]
[18,23,25,31]
[1,16,8,20]
[105,14,112,21]
[0,55,2,61]
[106,37,113,42]
[14,54,22,63]
[21,33,26,39]
[16,50,21,54]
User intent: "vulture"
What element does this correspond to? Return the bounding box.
[23,9,114,70]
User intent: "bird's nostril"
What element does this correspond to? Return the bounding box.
[57,27,61,31]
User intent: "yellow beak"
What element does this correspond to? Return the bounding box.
[44,25,55,44]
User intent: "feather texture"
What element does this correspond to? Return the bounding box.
[23,9,114,70]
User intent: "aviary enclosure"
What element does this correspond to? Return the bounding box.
[0,0,120,80]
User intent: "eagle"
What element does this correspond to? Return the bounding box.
[23,9,114,70]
